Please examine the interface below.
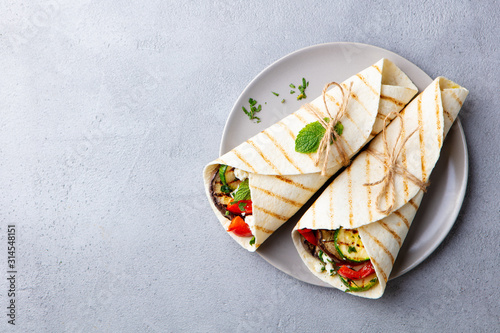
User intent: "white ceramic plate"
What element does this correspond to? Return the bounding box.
[219,42,468,287]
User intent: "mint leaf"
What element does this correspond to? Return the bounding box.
[238,201,247,211]
[295,119,344,154]
[334,121,344,136]
[249,236,255,246]
[232,179,251,202]
[295,121,326,153]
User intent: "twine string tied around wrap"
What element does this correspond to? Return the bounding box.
[364,112,429,215]
[309,82,352,176]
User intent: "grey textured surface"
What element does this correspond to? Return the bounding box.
[0,1,499,332]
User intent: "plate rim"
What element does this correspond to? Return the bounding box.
[218,41,468,285]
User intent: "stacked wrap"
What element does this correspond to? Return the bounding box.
[292,77,468,298]
[203,59,418,251]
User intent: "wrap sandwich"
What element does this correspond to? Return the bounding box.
[203,58,418,251]
[292,77,468,298]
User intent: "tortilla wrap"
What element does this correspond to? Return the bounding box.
[203,58,418,251]
[292,77,468,297]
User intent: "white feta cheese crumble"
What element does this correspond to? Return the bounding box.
[234,168,249,181]
[314,261,325,273]
[325,261,334,274]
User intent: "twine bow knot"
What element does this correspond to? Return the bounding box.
[364,112,429,215]
[308,82,353,176]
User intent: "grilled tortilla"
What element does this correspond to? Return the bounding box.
[292,77,468,297]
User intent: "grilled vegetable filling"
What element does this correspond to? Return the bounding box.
[299,227,378,292]
[210,165,254,242]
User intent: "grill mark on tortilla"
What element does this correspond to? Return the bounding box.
[417,95,428,182]
[372,64,382,74]
[449,90,463,107]
[255,225,274,234]
[356,73,378,95]
[232,150,257,173]
[302,103,326,118]
[380,222,402,247]
[435,83,443,148]
[338,132,354,156]
[347,167,354,226]
[365,154,373,222]
[251,185,302,207]
[253,205,288,221]
[278,121,296,139]
[274,175,316,192]
[277,122,316,164]
[326,93,341,107]
[408,198,419,210]
[363,229,395,264]
[443,109,454,123]
[247,139,282,175]
[381,94,405,107]
[262,130,303,173]
[400,123,409,200]
[370,256,387,282]
[344,110,368,140]
[292,112,308,125]
[349,90,372,117]
[393,210,410,229]
[376,113,388,121]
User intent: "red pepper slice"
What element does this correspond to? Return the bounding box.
[227,216,253,237]
[298,228,317,246]
[227,200,252,215]
[337,261,375,280]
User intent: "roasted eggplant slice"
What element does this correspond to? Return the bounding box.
[210,165,242,219]
[317,229,344,262]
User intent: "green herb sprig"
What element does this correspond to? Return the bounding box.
[296,78,309,100]
[242,98,262,123]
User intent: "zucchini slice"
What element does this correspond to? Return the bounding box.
[340,274,378,292]
[334,228,370,263]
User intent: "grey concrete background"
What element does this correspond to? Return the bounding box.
[0,0,499,332]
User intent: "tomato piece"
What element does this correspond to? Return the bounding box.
[298,228,317,246]
[337,261,375,280]
[227,200,252,215]
[227,216,253,237]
